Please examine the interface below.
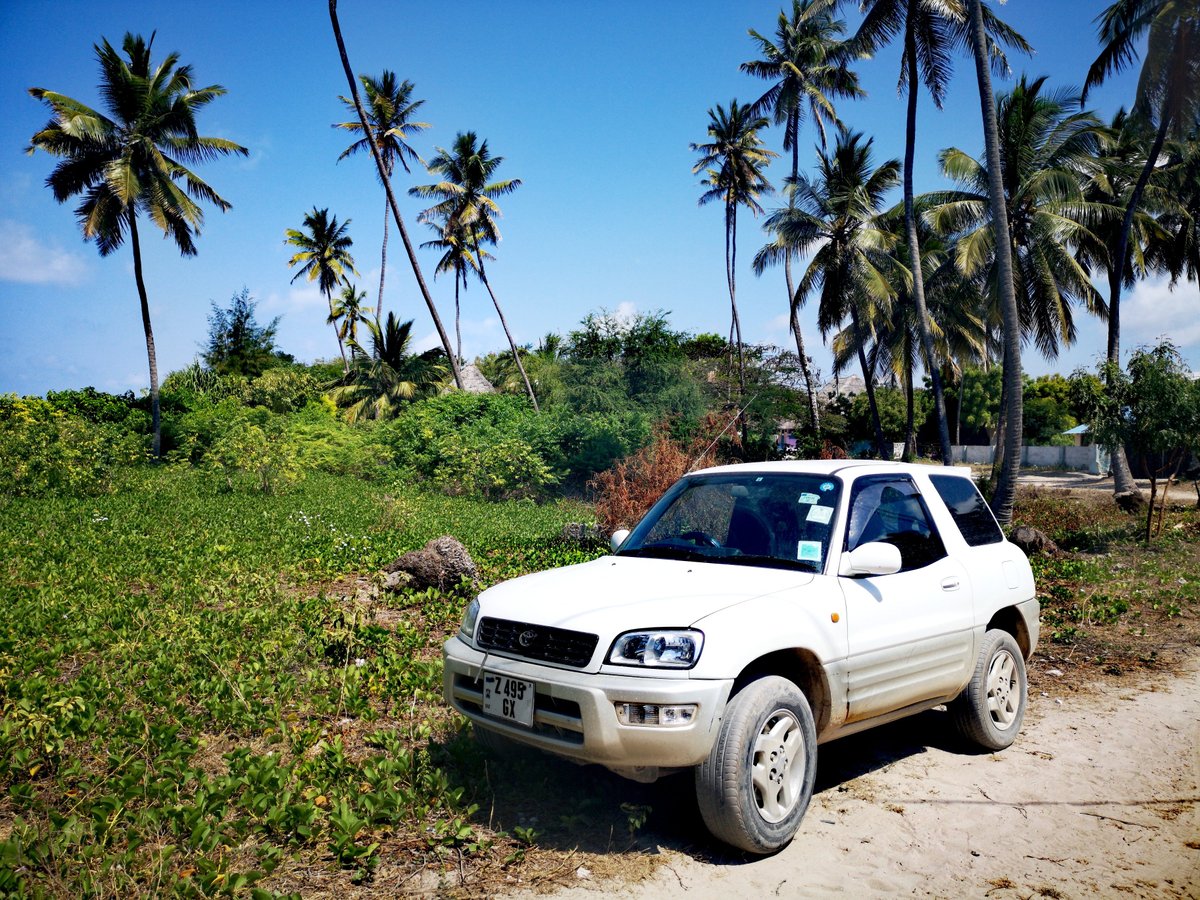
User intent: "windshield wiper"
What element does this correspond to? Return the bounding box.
[616,544,712,563]
[717,554,820,573]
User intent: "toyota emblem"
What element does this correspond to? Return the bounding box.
[517,629,539,648]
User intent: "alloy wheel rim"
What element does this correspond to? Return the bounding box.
[986,649,1020,729]
[751,709,805,823]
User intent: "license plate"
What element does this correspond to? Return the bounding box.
[482,672,535,727]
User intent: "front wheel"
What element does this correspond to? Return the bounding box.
[695,676,817,854]
[952,629,1027,751]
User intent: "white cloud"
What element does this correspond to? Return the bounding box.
[1123,275,1200,348]
[0,220,88,286]
[262,283,327,313]
[614,301,638,323]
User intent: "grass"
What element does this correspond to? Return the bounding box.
[0,469,608,897]
[1,472,1196,897]
[1013,487,1200,681]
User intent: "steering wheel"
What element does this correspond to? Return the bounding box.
[680,530,722,548]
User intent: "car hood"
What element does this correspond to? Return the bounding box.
[475,555,814,639]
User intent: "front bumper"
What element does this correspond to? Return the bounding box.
[442,635,733,770]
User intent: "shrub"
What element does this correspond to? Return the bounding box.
[0,395,144,496]
[590,414,740,534]
[204,419,301,494]
[246,367,321,413]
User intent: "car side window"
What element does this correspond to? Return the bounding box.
[929,474,1004,547]
[846,476,947,572]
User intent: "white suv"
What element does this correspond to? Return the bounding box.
[443,461,1038,853]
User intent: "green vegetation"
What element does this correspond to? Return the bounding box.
[0,468,602,896]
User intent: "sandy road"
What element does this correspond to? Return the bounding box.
[532,662,1200,899]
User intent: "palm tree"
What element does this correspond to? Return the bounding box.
[691,100,778,392]
[421,219,492,363]
[847,0,1030,465]
[743,0,864,434]
[334,71,428,321]
[284,207,358,372]
[327,1,462,391]
[331,312,446,422]
[27,32,247,457]
[330,281,368,350]
[411,132,539,410]
[1083,0,1200,499]
[962,0,1022,524]
[765,128,903,457]
[928,77,1110,360]
[833,203,987,458]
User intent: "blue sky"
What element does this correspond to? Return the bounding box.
[2,1,1195,397]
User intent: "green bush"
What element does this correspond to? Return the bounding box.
[0,395,144,497]
[245,367,321,413]
[204,418,301,494]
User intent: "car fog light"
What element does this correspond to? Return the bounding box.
[615,703,697,727]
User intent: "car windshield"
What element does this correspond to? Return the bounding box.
[616,472,842,572]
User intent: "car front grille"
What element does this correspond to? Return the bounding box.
[477,617,599,668]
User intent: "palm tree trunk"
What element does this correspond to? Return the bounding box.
[476,251,539,412]
[726,200,746,393]
[903,21,952,465]
[128,211,161,458]
[851,304,889,458]
[377,193,389,322]
[1106,91,1173,499]
[968,0,1022,526]
[329,0,463,390]
[903,361,916,461]
[328,291,349,374]
[455,274,462,364]
[785,115,820,437]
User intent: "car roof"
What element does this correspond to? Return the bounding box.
[687,459,976,480]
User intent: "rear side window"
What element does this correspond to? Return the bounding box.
[929,475,1003,547]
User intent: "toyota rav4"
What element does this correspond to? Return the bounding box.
[443,460,1038,853]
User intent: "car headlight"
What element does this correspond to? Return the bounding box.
[607,629,704,669]
[459,598,480,642]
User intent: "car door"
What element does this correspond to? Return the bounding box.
[839,475,975,722]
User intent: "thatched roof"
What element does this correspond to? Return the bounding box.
[458,364,495,394]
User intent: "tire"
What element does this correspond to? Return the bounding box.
[952,629,1027,751]
[695,676,817,854]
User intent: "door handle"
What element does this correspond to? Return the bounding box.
[941,577,960,591]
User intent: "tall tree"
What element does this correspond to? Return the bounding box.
[928,77,1109,359]
[329,281,368,351]
[203,287,287,378]
[1083,0,1200,498]
[848,0,1030,465]
[691,100,778,392]
[284,207,358,372]
[27,32,247,457]
[964,0,1021,524]
[334,71,428,321]
[327,1,462,390]
[331,312,446,422]
[765,128,903,457]
[421,219,492,363]
[743,0,864,434]
[411,131,539,410]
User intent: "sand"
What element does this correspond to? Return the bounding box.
[530,662,1200,899]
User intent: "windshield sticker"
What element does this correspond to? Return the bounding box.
[797,540,823,564]
[807,505,834,525]
[820,481,835,492]
[798,492,820,505]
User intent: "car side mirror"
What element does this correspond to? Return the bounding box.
[838,541,902,577]
[610,528,631,553]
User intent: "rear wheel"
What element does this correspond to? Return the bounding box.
[695,676,817,854]
[952,629,1027,750]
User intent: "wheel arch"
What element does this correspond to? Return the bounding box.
[730,648,833,735]
[986,606,1033,659]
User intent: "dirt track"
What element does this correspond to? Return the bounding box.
[525,661,1200,899]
